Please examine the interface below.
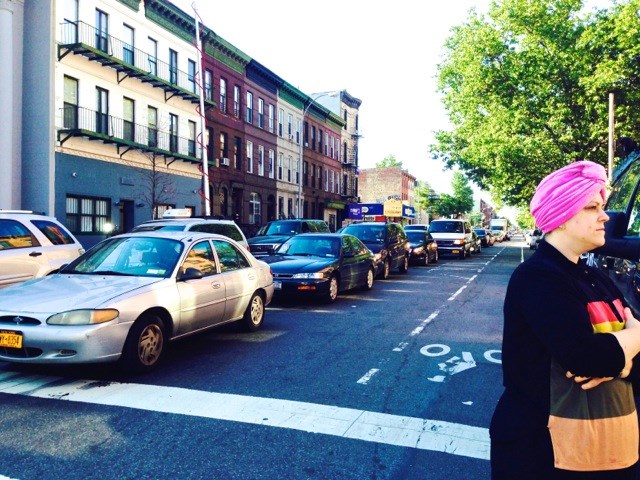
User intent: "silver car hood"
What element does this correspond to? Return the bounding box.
[0,274,164,313]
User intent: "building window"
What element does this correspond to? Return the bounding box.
[188,120,196,157]
[287,114,293,139]
[278,196,284,219]
[148,106,158,147]
[297,118,302,144]
[220,78,227,113]
[66,195,110,234]
[219,132,228,165]
[278,153,284,180]
[188,59,196,93]
[206,127,213,161]
[169,113,178,152]
[258,145,264,176]
[169,49,178,85]
[95,87,109,135]
[268,149,275,179]
[268,104,274,133]
[249,193,261,225]
[233,136,241,169]
[123,24,134,65]
[147,37,157,75]
[233,85,240,117]
[62,0,78,43]
[303,161,309,187]
[204,69,213,100]
[287,156,292,183]
[63,75,78,129]
[246,141,253,173]
[258,98,264,129]
[95,9,108,52]
[278,108,284,137]
[123,97,134,141]
[245,91,253,124]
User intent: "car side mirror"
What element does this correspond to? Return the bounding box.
[178,267,204,281]
[591,210,640,261]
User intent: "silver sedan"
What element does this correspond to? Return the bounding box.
[0,231,274,373]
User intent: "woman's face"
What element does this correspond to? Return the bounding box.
[563,192,609,251]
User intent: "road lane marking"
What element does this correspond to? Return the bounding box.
[0,370,490,461]
[356,368,380,384]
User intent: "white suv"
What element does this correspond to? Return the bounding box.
[131,208,249,250]
[0,210,85,288]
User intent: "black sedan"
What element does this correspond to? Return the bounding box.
[473,228,494,247]
[406,230,439,265]
[262,233,376,303]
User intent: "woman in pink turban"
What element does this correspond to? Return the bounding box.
[491,160,640,479]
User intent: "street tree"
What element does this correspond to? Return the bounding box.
[432,0,640,208]
[376,154,404,168]
[434,171,475,218]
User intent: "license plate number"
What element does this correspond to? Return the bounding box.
[0,330,22,349]
[273,280,282,290]
[452,250,460,254]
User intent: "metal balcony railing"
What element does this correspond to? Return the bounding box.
[58,21,215,107]
[58,105,202,163]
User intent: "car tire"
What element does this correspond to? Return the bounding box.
[362,268,374,291]
[324,275,339,303]
[241,292,265,332]
[433,251,439,264]
[120,313,165,374]
[399,255,409,273]
[459,248,466,260]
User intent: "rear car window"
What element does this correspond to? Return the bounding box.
[0,219,37,249]
[31,219,77,245]
[190,223,243,241]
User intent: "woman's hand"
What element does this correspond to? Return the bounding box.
[566,371,614,390]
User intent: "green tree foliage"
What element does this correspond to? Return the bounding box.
[435,172,475,218]
[414,180,438,212]
[432,0,640,208]
[376,154,404,168]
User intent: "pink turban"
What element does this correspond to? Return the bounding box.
[530,160,607,233]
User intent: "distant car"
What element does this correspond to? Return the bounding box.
[0,230,274,372]
[131,208,249,250]
[404,224,429,232]
[470,230,482,254]
[339,222,410,279]
[428,219,474,259]
[406,230,439,265]
[262,233,375,303]
[529,228,543,250]
[247,219,330,258]
[473,228,494,247]
[0,210,85,288]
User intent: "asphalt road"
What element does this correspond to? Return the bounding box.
[0,237,530,480]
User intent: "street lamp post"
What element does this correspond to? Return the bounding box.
[297,92,331,218]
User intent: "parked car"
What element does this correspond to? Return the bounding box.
[247,219,330,258]
[131,208,249,250]
[0,210,85,289]
[427,219,474,259]
[590,154,640,313]
[406,230,439,265]
[470,230,482,254]
[474,227,494,247]
[262,233,375,303]
[339,222,410,279]
[404,224,429,232]
[529,228,543,250]
[0,230,274,372]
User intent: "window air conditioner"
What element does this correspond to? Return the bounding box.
[220,157,230,166]
[289,134,294,141]
[304,142,309,148]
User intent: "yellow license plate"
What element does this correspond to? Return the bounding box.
[0,330,23,349]
[452,250,460,254]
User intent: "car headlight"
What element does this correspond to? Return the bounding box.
[47,309,119,325]
[413,246,425,254]
[292,272,327,279]
[453,239,464,245]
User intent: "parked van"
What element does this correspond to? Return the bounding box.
[427,219,474,259]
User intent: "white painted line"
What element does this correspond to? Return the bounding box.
[448,285,467,301]
[393,342,409,352]
[0,372,489,460]
[356,368,380,384]
[410,310,439,336]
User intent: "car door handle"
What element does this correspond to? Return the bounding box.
[211,282,222,289]
[29,252,43,257]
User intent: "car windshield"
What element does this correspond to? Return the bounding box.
[277,237,339,257]
[260,221,302,236]
[406,231,425,242]
[429,221,463,233]
[343,225,385,243]
[62,236,183,278]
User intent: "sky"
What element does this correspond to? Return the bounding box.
[171,0,612,204]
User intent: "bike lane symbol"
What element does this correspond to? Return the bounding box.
[420,344,501,382]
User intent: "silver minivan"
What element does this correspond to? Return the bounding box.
[428,219,474,259]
